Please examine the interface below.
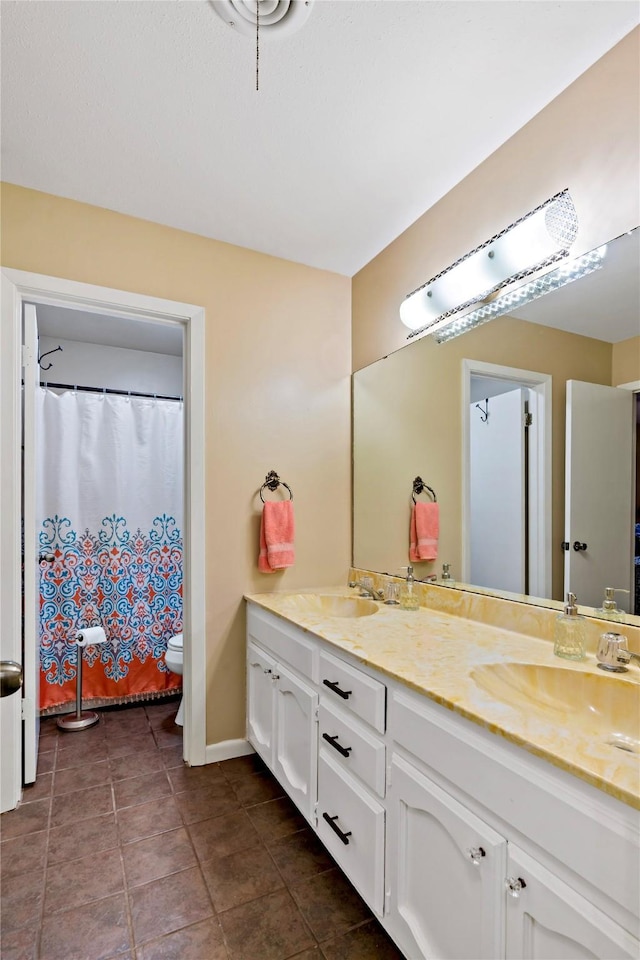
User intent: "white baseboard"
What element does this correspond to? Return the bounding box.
[204,738,255,764]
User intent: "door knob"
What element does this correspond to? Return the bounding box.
[0,661,23,698]
[573,541,588,551]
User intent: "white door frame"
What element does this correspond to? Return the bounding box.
[462,359,552,599]
[1,268,207,808]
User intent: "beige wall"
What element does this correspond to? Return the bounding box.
[353,315,612,601]
[1,183,352,746]
[352,29,640,372]
[612,336,640,386]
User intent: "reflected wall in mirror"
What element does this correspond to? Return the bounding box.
[353,229,640,622]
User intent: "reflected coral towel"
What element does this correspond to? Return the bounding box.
[409,502,439,562]
[259,500,295,572]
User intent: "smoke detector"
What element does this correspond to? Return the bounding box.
[210,0,314,39]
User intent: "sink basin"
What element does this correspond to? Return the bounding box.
[280,594,379,619]
[471,663,640,748]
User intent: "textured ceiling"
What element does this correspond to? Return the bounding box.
[1,1,638,276]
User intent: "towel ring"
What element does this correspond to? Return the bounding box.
[412,476,437,504]
[259,470,293,502]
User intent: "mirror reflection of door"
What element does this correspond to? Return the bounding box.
[470,383,527,594]
[564,380,635,611]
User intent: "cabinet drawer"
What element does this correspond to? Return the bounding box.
[319,700,386,797]
[318,649,386,733]
[247,604,316,681]
[317,751,385,917]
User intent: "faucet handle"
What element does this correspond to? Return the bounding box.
[597,632,630,672]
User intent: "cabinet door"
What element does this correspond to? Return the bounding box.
[273,663,318,824]
[386,755,507,960]
[505,844,640,960]
[247,642,276,767]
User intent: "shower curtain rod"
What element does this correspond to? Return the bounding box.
[39,381,182,402]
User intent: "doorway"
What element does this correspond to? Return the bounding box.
[34,303,185,724]
[1,268,206,813]
[462,359,552,599]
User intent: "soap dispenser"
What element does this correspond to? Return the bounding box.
[553,592,586,661]
[595,587,630,620]
[400,565,420,611]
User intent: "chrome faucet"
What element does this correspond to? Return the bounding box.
[348,579,384,601]
[596,632,640,673]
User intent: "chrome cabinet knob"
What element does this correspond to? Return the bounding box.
[467,846,486,865]
[263,668,272,674]
[271,674,280,681]
[505,876,527,898]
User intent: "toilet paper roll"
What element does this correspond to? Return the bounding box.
[76,626,107,647]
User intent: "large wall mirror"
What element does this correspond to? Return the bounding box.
[353,228,640,623]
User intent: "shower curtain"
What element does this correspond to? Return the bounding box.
[36,387,184,713]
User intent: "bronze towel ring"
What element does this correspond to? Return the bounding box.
[412,476,437,504]
[259,470,293,502]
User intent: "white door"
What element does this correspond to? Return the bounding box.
[272,663,318,824]
[22,303,40,784]
[0,277,23,812]
[470,388,526,593]
[247,642,276,767]
[386,754,507,960]
[564,381,634,610]
[505,844,639,959]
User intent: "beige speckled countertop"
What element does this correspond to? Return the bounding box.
[245,586,640,810]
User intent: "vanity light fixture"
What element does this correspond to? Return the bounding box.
[400,189,579,339]
[431,245,607,343]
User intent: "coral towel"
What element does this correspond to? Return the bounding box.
[259,500,295,572]
[409,501,439,562]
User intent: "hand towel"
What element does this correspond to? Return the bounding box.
[409,501,439,562]
[259,500,295,572]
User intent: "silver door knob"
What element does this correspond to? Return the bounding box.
[0,661,23,698]
[505,876,527,898]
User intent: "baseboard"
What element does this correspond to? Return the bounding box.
[204,738,255,764]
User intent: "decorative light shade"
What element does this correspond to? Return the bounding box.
[431,245,607,344]
[210,0,314,37]
[400,189,579,337]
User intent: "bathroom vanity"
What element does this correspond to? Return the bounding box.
[245,589,640,960]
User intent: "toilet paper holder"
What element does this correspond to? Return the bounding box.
[57,627,108,732]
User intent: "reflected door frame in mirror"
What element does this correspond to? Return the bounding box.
[461,360,552,598]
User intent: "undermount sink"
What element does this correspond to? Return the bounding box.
[281,594,379,619]
[471,662,640,750]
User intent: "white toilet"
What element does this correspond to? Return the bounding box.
[164,632,184,726]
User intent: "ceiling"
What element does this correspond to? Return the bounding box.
[35,304,184,355]
[2,1,638,277]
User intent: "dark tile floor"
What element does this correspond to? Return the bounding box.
[1,699,404,960]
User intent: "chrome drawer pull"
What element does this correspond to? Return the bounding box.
[323,679,352,700]
[322,812,352,845]
[322,732,353,758]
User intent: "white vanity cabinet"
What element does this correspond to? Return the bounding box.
[385,753,507,960]
[388,687,640,960]
[246,601,640,960]
[504,845,640,960]
[316,663,387,916]
[247,608,319,824]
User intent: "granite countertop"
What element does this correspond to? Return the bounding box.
[245,587,640,809]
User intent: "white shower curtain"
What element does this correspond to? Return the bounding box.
[36,387,184,711]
